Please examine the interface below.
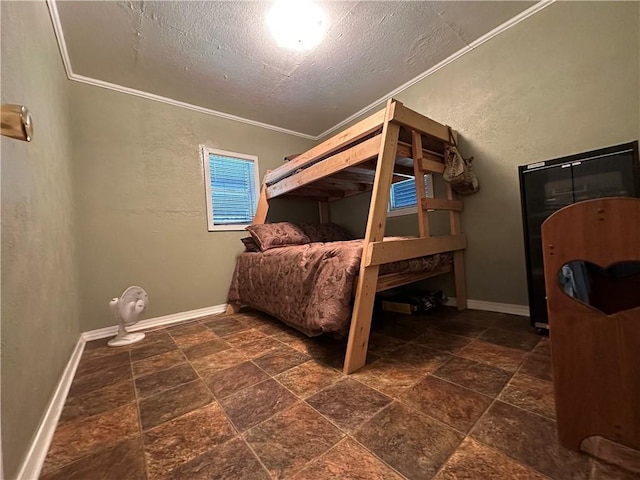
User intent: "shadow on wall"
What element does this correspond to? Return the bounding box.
[266,198,320,224]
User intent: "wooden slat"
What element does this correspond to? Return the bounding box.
[282,195,331,202]
[350,265,453,295]
[343,166,377,176]
[397,142,444,160]
[252,184,269,224]
[453,250,467,310]
[330,185,372,201]
[423,147,444,158]
[391,103,450,143]
[319,201,330,223]
[355,160,377,171]
[338,169,407,184]
[446,184,461,233]
[351,160,414,177]
[412,130,429,238]
[314,177,370,192]
[398,143,445,176]
[344,100,400,375]
[264,109,386,185]
[422,198,463,211]
[375,265,453,293]
[281,186,339,197]
[333,170,375,184]
[307,185,357,195]
[266,135,381,199]
[393,164,415,176]
[420,158,445,174]
[396,142,411,158]
[366,234,466,267]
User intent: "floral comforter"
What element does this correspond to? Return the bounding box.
[227,239,452,337]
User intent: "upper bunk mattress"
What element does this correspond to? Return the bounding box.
[227,238,452,338]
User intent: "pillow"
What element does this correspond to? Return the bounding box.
[245,222,310,251]
[299,223,354,243]
[240,236,260,252]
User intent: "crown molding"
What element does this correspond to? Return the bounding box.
[67,72,317,140]
[47,0,555,142]
[315,0,556,139]
[45,0,316,140]
[46,0,73,76]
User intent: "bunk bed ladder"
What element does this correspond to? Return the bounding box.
[413,130,467,311]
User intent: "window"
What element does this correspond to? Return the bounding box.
[201,146,260,231]
[388,174,433,217]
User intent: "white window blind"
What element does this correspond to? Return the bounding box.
[201,147,259,231]
[389,175,432,212]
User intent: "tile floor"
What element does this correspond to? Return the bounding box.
[40,307,637,479]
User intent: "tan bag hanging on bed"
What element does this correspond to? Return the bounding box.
[443,128,479,195]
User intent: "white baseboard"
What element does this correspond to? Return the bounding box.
[16,337,86,480]
[15,303,227,479]
[445,297,530,317]
[82,303,227,341]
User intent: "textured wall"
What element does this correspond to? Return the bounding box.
[71,83,316,331]
[1,1,80,478]
[333,1,640,305]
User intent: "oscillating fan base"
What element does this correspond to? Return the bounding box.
[108,331,145,347]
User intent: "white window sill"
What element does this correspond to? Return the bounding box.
[387,206,418,218]
[208,224,250,232]
[387,206,435,218]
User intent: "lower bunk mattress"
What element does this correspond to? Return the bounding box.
[227,238,452,338]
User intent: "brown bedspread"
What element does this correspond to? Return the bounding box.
[227,239,452,338]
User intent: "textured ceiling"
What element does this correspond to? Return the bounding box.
[55,1,535,137]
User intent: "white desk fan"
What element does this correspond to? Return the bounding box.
[108,286,148,347]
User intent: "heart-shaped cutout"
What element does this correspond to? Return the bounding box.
[558,260,640,315]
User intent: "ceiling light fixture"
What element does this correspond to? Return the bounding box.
[267,0,328,51]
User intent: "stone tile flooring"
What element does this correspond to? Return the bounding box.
[40,308,637,479]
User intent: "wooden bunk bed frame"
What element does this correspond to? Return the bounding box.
[227,98,467,374]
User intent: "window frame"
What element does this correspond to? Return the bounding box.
[200,145,261,232]
[387,173,434,218]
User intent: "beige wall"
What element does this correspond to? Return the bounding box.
[71,83,316,331]
[1,2,638,475]
[333,1,640,305]
[1,1,80,478]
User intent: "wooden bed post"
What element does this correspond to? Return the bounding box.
[253,184,269,224]
[344,99,401,374]
[225,303,240,315]
[318,201,330,223]
[446,183,467,310]
[412,130,430,238]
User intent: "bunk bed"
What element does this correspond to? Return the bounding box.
[226,98,468,374]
